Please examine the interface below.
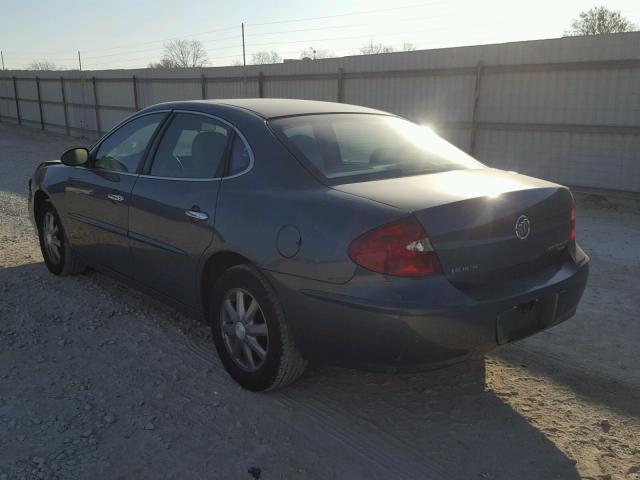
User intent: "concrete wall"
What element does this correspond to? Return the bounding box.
[1,32,639,192]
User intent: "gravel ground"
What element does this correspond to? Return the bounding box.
[1,122,639,480]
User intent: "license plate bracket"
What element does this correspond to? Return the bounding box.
[496,299,543,345]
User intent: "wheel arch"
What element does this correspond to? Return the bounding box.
[33,189,52,226]
[199,250,252,317]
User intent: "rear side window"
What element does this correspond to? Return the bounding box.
[228,135,251,175]
[150,113,230,179]
[270,114,483,184]
[94,113,165,173]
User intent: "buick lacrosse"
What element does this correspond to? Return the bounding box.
[28,99,589,390]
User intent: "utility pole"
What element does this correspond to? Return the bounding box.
[78,50,87,132]
[1,51,5,71]
[241,23,246,69]
[241,22,247,96]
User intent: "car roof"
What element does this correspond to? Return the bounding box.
[145,98,390,120]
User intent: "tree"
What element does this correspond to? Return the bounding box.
[251,50,282,65]
[28,60,56,71]
[402,42,416,52]
[147,58,178,69]
[300,47,334,60]
[150,39,208,68]
[566,6,635,35]
[360,41,395,55]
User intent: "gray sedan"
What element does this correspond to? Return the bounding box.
[28,99,590,391]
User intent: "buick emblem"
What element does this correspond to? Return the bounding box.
[515,215,531,240]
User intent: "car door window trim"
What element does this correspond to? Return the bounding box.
[140,110,177,176]
[89,110,171,175]
[141,110,255,182]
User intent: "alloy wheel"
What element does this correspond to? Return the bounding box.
[220,288,269,372]
[42,211,62,265]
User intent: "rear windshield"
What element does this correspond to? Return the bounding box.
[270,114,483,184]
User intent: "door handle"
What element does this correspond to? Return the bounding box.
[185,209,209,221]
[107,193,124,202]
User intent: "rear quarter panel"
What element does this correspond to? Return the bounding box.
[208,114,403,285]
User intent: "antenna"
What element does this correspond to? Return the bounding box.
[242,23,247,96]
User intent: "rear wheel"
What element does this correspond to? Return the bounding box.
[210,264,307,391]
[37,201,85,276]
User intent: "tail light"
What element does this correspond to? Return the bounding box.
[569,197,576,239]
[348,217,442,277]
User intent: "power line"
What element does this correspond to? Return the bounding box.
[81,12,463,65]
[1,6,471,65]
[242,22,458,50]
[34,22,565,70]
[245,1,444,27]
[82,25,240,53]
[81,48,245,67]
[5,1,639,69]
[1,53,79,60]
[1,1,440,59]
[3,25,568,71]
[73,22,378,61]
[244,22,367,37]
[1,6,584,71]
[5,22,377,64]
[81,36,269,62]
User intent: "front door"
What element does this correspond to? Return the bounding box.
[64,112,167,276]
[128,112,232,306]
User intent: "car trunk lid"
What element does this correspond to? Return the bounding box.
[334,168,573,287]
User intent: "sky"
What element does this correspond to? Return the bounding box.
[0,0,639,71]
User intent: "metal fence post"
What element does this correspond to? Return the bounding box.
[469,61,484,156]
[132,75,139,111]
[12,76,21,125]
[35,76,45,130]
[60,77,70,136]
[201,74,207,99]
[337,68,344,103]
[91,76,101,137]
[258,72,264,98]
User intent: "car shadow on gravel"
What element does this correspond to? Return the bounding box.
[272,360,581,479]
[0,262,581,480]
[496,347,640,420]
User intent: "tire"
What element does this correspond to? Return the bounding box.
[209,264,307,391]
[37,200,85,276]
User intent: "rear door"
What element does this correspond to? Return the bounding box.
[64,112,167,276]
[128,112,235,306]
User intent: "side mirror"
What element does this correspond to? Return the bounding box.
[60,147,89,166]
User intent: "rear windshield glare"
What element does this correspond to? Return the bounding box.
[270,114,483,184]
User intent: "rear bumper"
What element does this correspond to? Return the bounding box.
[268,248,590,372]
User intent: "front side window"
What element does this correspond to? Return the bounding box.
[94,113,165,173]
[270,114,483,184]
[150,113,230,179]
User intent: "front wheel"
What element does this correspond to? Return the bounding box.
[37,201,85,276]
[209,264,307,391]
